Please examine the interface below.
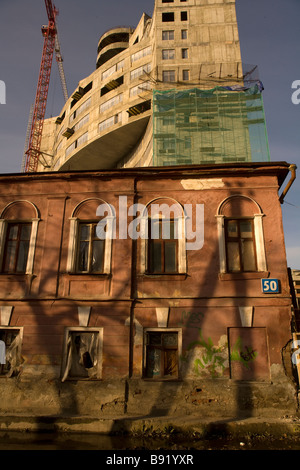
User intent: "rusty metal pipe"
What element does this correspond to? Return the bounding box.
[279,164,297,204]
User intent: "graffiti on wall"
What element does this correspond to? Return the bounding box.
[181,328,228,378]
[181,328,259,378]
[230,337,258,369]
[178,310,204,328]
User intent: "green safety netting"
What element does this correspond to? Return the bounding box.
[153,84,270,166]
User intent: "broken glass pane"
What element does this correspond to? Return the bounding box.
[146,348,161,378]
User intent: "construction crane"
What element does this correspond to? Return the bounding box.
[23,0,68,173]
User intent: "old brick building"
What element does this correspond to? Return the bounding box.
[0,162,297,418]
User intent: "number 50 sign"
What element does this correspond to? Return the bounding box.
[261,279,280,294]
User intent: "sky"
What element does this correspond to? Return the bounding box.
[0,0,299,268]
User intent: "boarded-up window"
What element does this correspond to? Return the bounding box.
[0,328,23,377]
[145,331,178,379]
[229,327,270,381]
[61,328,103,381]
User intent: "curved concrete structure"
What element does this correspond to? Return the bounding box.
[97,27,133,68]
[39,0,243,172]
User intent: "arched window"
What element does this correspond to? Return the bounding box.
[216,195,267,274]
[67,198,114,274]
[140,197,186,274]
[0,201,40,274]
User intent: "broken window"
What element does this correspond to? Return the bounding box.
[0,328,23,377]
[61,328,103,381]
[144,330,179,379]
[162,12,175,22]
[181,11,188,21]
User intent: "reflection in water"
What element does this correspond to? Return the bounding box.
[0,431,299,451]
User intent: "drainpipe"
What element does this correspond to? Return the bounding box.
[279,164,297,204]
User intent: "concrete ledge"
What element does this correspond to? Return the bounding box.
[1,414,300,440]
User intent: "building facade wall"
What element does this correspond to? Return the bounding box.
[0,164,297,417]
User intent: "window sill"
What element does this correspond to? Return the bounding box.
[219,271,269,281]
[64,272,111,278]
[142,377,181,382]
[138,273,187,281]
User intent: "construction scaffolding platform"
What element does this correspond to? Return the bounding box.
[153,83,270,167]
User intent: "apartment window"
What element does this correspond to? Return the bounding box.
[140,199,186,275]
[181,30,187,39]
[162,49,175,60]
[182,69,190,81]
[99,113,122,133]
[162,12,175,22]
[181,48,188,59]
[99,94,123,114]
[0,328,23,377]
[67,199,114,275]
[131,46,152,63]
[102,60,124,81]
[70,97,91,123]
[130,82,152,98]
[61,328,103,381]
[148,219,178,274]
[130,63,151,81]
[225,219,257,272]
[181,11,188,21]
[144,330,179,379]
[162,70,176,82]
[162,30,174,41]
[1,223,31,274]
[162,0,174,2]
[73,114,89,132]
[76,222,105,274]
[217,195,267,275]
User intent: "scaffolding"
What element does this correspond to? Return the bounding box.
[153,83,270,167]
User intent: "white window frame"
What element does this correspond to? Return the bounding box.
[0,326,23,378]
[140,200,187,274]
[61,327,103,382]
[67,200,114,275]
[0,202,40,275]
[216,195,267,274]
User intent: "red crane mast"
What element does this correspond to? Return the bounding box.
[24,1,66,173]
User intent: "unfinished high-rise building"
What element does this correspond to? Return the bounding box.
[2,0,297,422]
[39,0,270,172]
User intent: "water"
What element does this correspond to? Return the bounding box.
[0,431,299,451]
